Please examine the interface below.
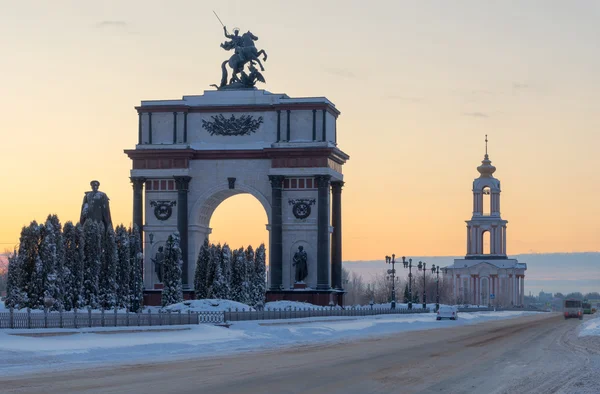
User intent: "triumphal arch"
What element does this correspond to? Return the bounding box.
[124,26,349,306]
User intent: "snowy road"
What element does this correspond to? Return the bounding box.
[1,313,598,393]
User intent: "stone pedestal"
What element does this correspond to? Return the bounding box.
[293,283,307,289]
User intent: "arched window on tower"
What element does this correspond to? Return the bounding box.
[482,187,491,216]
[482,230,491,255]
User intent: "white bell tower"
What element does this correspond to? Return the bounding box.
[465,136,508,258]
[445,136,526,307]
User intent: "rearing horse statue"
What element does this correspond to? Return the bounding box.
[219,31,268,88]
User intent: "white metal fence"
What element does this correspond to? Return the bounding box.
[0,306,542,329]
[0,308,224,329]
[223,307,430,322]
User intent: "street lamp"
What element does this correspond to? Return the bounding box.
[417,261,427,309]
[431,264,441,312]
[385,254,398,309]
[402,256,414,309]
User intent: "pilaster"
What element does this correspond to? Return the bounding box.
[130,177,146,250]
[174,176,191,287]
[268,175,285,290]
[331,181,344,290]
[315,175,331,290]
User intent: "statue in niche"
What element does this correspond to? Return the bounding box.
[80,180,112,231]
[292,246,308,283]
[152,246,165,283]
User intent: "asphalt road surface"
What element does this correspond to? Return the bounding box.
[2,313,599,394]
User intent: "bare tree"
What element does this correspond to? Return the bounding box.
[342,268,368,306]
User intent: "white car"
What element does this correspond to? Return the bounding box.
[436,306,459,320]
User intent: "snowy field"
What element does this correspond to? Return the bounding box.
[0,310,542,377]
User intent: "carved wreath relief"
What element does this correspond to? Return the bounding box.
[201,114,263,136]
[288,199,316,220]
[150,200,177,221]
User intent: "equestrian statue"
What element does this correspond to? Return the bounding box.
[211,22,268,89]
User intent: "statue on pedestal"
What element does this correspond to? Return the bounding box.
[292,246,308,283]
[80,180,112,231]
[152,246,165,283]
[213,22,268,89]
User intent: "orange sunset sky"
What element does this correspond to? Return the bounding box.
[1,1,598,259]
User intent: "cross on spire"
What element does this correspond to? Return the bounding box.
[485,134,488,156]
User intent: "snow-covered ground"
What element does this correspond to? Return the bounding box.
[0,310,540,377]
[163,299,256,312]
[579,315,600,337]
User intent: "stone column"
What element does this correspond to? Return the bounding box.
[174,176,191,286]
[130,177,146,250]
[515,275,519,305]
[512,274,517,305]
[315,175,331,290]
[268,175,284,290]
[331,181,344,290]
[502,226,507,255]
[466,226,471,255]
[454,275,458,300]
[521,275,525,305]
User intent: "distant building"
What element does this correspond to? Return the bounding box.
[444,137,527,306]
[539,290,553,303]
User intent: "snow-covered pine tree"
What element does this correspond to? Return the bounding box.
[98,228,118,309]
[46,214,65,310]
[403,284,410,303]
[115,225,130,309]
[208,244,225,299]
[63,222,81,310]
[83,220,102,309]
[161,233,183,307]
[5,250,25,309]
[16,222,42,309]
[193,238,210,299]
[230,247,247,303]
[251,243,267,307]
[128,225,144,312]
[219,244,232,300]
[65,222,86,310]
[205,244,221,298]
[39,220,58,310]
[244,246,255,306]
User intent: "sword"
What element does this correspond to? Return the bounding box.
[213,11,225,28]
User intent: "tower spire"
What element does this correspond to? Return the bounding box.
[485,134,488,157]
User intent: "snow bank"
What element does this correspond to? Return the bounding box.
[164,299,254,312]
[579,315,600,337]
[265,301,341,310]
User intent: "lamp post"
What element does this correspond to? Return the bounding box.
[402,256,414,309]
[417,261,427,309]
[385,254,397,309]
[431,264,441,312]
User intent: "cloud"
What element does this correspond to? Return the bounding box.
[95,21,128,29]
[462,112,489,118]
[323,68,359,79]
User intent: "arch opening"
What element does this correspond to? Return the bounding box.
[482,187,491,215]
[482,230,491,255]
[209,194,270,254]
